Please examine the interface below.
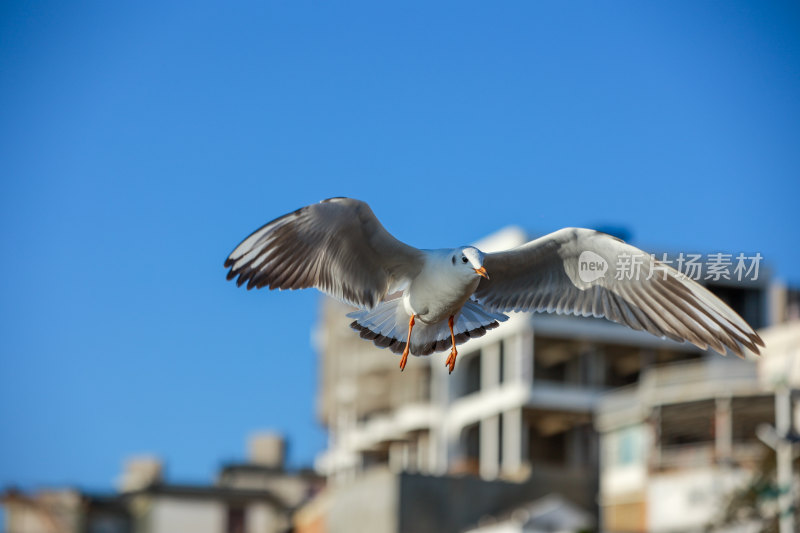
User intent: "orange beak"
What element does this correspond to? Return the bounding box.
[474,266,489,280]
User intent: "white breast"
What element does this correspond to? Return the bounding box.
[404,252,479,324]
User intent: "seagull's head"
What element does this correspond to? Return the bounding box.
[452,246,489,280]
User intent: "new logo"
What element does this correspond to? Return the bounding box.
[578,251,608,283]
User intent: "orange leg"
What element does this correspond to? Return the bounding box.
[444,315,458,374]
[399,314,415,371]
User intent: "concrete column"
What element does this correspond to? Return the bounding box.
[501,407,527,476]
[775,385,795,533]
[481,342,501,390]
[436,415,464,476]
[480,415,500,480]
[430,350,451,475]
[518,328,534,385]
[388,442,403,473]
[650,406,661,470]
[431,427,446,475]
[795,398,800,435]
[714,394,741,530]
[417,432,428,474]
[714,396,732,462]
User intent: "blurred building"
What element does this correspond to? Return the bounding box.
[301,227,796,533]
[597,358,771,532]
[2,433,322,533]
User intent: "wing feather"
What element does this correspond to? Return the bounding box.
[474,228,764,357]
[225,198,425,309]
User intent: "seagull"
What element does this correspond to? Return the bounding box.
[224,197,763,373]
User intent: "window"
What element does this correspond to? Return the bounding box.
[226,506,246,533]
[707,285,765,329]
[464,423,480,461]
[528,426,566,466]
[462,351,481,396]
[617,426,642,466]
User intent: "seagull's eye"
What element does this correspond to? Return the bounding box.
[462,256,468,264]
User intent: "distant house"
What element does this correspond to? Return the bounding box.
[2,433,322,533]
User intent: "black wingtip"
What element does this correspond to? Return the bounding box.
[753,332,766,348]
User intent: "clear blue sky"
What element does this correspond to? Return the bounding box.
[1,1,798,492]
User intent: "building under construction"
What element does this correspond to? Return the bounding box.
[301,227,798,533]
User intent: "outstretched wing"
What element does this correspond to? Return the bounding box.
[474,228,764,357]
[225,197,425,309]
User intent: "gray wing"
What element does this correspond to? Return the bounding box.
[225,198,425,309]
[474,228,764,357]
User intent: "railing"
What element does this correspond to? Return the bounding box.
[643,358,757,390]
[600,359,760,415]
[657,442,766,470]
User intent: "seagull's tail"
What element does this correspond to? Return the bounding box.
[348,299,509,356]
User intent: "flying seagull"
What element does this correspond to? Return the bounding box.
[224,197,763,373]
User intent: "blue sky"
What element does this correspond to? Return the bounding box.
[1,1,798,492]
